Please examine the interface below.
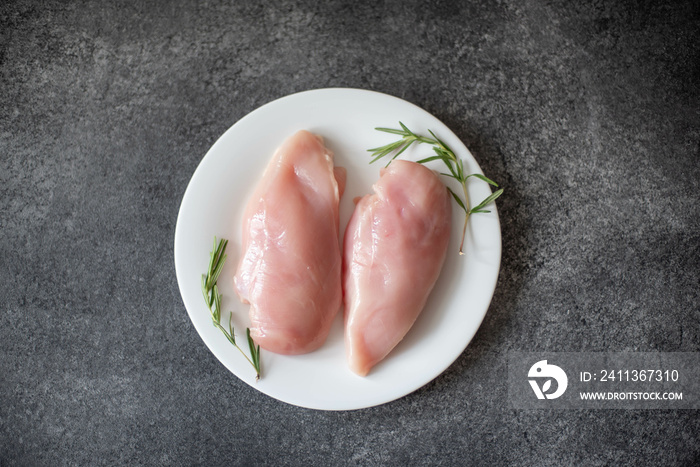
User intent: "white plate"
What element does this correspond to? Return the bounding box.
[174,88,501,410]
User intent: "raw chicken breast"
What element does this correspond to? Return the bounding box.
[234,130,346,355]
[343,160,451,376]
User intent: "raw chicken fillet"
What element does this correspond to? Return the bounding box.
[343,160,451,376]
[234,130,346,355]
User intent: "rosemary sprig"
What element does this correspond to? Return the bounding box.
[201,237,261,380]
[368,122,504,255]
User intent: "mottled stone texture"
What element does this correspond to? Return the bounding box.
[1,0,698,465]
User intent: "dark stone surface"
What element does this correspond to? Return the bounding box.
[1,0,698,465]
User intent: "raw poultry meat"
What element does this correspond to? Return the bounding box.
[234,130,346,355]
[343,160,451,376]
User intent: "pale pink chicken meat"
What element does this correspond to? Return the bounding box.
[343,160,451,376]
[234,130,346,355]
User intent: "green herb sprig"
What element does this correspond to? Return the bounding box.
[201,237,261,380]
[368,122,503,255]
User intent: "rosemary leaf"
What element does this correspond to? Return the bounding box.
[467,173,499,186]
[416,155,447,164]
[447,186,468,213]
[375,126,408,135]
[470,188,504,213]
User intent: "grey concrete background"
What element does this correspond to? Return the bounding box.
[1,0,698,465]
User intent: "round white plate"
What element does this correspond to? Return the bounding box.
[174,88,501,410]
